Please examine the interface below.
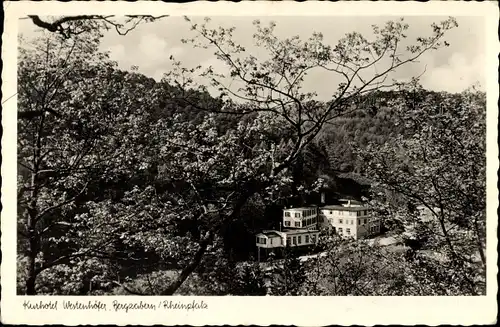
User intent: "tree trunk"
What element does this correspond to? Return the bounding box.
[26,206,39,295]
[26,243,38,295]
[162,186,257,295]
[162,230,214,295]
[23,110,45,295]
[25,274,37,295]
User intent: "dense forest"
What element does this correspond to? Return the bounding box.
[16,16,486,296]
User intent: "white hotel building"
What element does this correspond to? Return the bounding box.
[255,200,380,260]
[319,200,381,240]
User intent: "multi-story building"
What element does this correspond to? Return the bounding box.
[319,200,380,240]
[282,206,318,229]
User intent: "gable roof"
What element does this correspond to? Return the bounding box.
[283,206,317,211]
[321,205,370,212]
[282,229,319,235]
[256,230,282,238]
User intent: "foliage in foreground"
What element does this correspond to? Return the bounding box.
[357,83,486,295]
[15,16,486,296]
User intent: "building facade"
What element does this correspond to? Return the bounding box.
[319,201,380,240]
[256,231,284,248]
[282,229,320,247]
[282,207,318,229]
[255,229,320,249]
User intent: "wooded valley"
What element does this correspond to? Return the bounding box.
[16,15,486,296]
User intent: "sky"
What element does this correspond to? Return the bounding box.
[19,15,486,100]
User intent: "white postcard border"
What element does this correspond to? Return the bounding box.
[1,1,498,325]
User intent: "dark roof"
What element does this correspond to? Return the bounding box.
[283,206,317,211]
[339,199,364,205]
[321,205,370,212]
[257,231,282,238]
[282,229,319,235]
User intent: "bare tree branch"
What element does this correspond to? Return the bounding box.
[28,15,169,39]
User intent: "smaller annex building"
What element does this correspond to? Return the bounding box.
[255,229,320,249]
[255,229,320,261]
[255,207,320,261]
[255,230,284,249]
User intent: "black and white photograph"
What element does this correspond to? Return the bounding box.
[1,1,498,325]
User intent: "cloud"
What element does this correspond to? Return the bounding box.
[138,33,182,63]
[106,44,126,62]
[96,16,485,93]
[102,33,186,80]
[422,53,485,93]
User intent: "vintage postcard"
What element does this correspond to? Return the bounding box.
[1,1,498,325]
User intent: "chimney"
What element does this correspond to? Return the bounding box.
[348,200,351,207]
[320,192,325,204]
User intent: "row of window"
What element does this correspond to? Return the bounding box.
[284,209,317,218]
[336,225,380,235]
[337,226,381,237]
[325,210,370,216]
[257,234,318,245]
[337,227,351,235]
[302,209,316,217]
[305,217,316,226]
[329,218,369,225]
[258,226,380,245]
[286,234,316,245]
[284,216,317,227]
[257,237,282,245]
[257,237,267,244]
